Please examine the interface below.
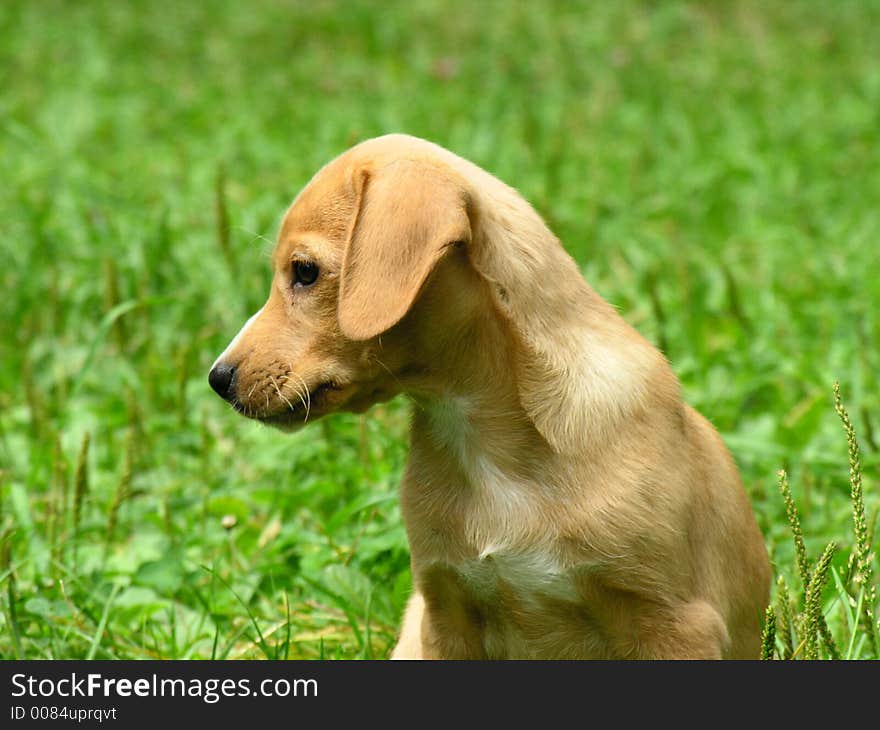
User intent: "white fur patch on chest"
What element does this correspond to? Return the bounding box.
[423,396,577,605]
[425,396,533,545]
[424,395,476,465]
[455,547,578,605]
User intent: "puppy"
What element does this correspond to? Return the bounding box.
[209,134,771,659]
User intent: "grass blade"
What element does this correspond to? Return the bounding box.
[760,605,776,660]
[86,582,122,660]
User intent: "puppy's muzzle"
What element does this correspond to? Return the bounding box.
[208,362,236,401]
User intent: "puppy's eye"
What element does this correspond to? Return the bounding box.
[292,260,320,288]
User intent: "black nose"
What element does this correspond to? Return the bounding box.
[208,362,236,401]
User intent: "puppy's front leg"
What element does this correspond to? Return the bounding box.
[631,600,731,659]
[393,567,487,659]
[390,591,425,659]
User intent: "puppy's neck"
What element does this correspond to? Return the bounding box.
[408,304,551,482]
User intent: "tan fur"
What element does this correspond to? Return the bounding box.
[211,134,771,659]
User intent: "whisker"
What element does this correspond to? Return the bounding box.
[292,371,311,422]
[372,355,404,391]
[270,375,296,414]
[289,375,309,412]
[238,226,276,254]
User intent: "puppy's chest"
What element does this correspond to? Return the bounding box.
[418,548,591,659]
[451,547,577,605]
[411,406,594,656]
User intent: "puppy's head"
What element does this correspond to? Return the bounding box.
[208,136,474,430]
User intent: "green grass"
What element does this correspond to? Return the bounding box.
[1,0,878,659]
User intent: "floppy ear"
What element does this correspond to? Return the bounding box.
[338,159,471,341]
[466,191,660,454]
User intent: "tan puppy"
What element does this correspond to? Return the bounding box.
[209,134,771,659]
